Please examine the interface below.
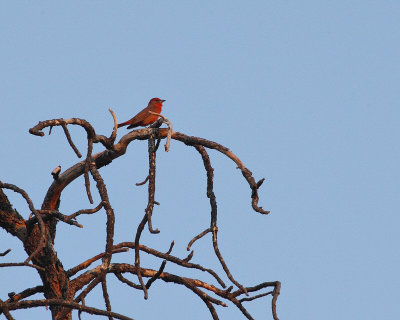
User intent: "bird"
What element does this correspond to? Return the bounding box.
[118,98,166,129]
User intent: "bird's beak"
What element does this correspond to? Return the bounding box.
[161,99,166,103]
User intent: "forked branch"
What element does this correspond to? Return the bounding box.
[0,113,279,320]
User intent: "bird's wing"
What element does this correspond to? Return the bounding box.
[127,107,150,127]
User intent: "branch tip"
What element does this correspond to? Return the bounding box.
[0,249,11,257]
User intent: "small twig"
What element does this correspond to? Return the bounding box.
[148,111,173,152]
[180,280,227,316]
[272,281,281,320]
[166,241,174,254]
[61,122,82,158]
[0,249,11,257]
[230,300,253,320]
[88,109,118,149]
[74,276,103,304]
[145,242,173,289]
[0,262,45,272]
[182,251,194,263]
[192,293,224,319]
[0,182,46,264]
[211,227,248,295]
[202,298,219,320]
[154,137,162,151]
[30,210,83,228]
[134,215,149,299]
[115,242,226,288]
[84,138,94,204]
[88,164,115,269]
[145,260,166,289]
[231,281,280,298]
[256,178,265,189]
[135,175,149,186]
[59,283,96,320]
[51,166,61,180]
[3,286,43,304]
[114,273,142,290]
[108,108,118,144]
[65,201,104,221]
[239,291,273,302]
[67,248,128,277]
[194,145,217,227]
[101,277,112,320]
[187,228,211,251]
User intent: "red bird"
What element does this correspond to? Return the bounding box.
[118,98,166,129]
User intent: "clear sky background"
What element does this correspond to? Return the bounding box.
[1,2,399,320]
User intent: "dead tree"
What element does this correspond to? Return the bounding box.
[0,110,280,320]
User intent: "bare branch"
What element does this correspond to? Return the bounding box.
[0,262,45,272]
[16,115,278,319]
[148,111,173,151]
[134,215,149,299]
[211,227,248,295]
[27,210,83,228]
[29,118,96,138]
[230,300,253,320]
[101,277,113,320]
[133,129,160,299]
[84,138,94,204]
[65,201,104,221]
[51,166,61,180]
[114,273,141,290]
[39,128,269,217]
[67,248,128,277]
[0,182,46,264]
[145,260,166,289]
[3,286,43,304]
[0,188,26,241]
[0,299,15,320]
[108,108,118,143]
[239,291,273,302]
[2,299,133,320]
[187,228,211,251]
[272,281,281,320]
[74,276,103,304]
[135,175,149,186]
[61,122,82,158]
[194,146,218,227]
[145,242,173,289]
[115,242,226,288]
[0,249,11,257]
[93,108,118,149]
[89,164,115,268]
[145,131,159,234]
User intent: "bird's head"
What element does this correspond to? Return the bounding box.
[149,97,166,107]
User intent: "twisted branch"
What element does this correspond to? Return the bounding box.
[0,114,278,320]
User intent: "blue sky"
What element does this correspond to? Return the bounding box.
[1,2,399,319]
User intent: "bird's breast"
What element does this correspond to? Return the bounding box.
[149,104,162,113]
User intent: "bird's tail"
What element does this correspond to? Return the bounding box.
[117,121,131,128]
